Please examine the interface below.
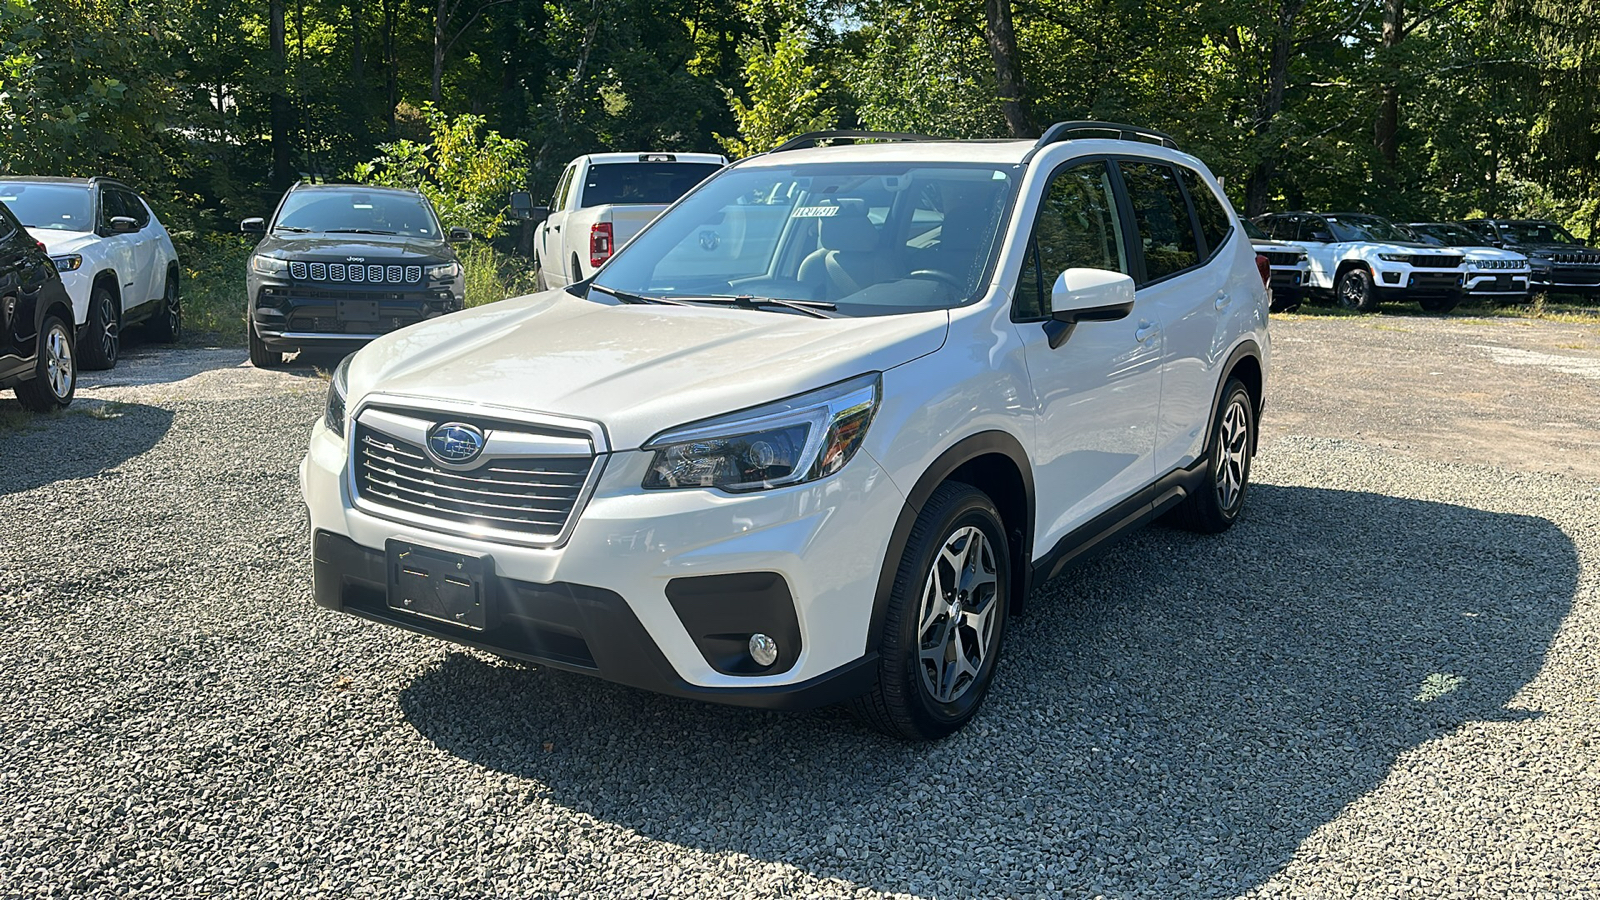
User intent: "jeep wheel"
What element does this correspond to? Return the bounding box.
[248,319,283,368]
[15,315,76,411]
[1419,295,1461,314]
[81,283,120,370]
[146,269,182,342]
[852,482,1010,741]
[1171,377,1255,534]
[1334,267,1378,312]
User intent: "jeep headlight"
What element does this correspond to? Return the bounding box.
[325,356,351,438]
[251,254,289,276]
[427,261,461,281]
[1377,253,1411,263]
[643,373,880,492]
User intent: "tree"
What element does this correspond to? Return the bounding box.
[353,105,529,237]
[716,23,837,158]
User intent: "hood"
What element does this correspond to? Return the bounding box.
[254,231,454,261]
[1250,238,1305,254]
[346,290,950,450]
[28,228,97,256]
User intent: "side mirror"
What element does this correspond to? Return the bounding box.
[1307,231,1333,242]
[448,226,472,243]
[241,217,266,234]
[509,191,549,224]
[1046,268,1136,349]
[109,216,138,234]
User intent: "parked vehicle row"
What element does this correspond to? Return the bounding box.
[0,177,182,370]
[300,122,1271,740]
[1461,218,1600,293]
[0,198,77,411]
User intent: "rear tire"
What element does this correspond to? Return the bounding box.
[80,282,120,370]
[852,482,1011,741]
[14,315,76,411]
[1334,267,1378,312]
[1170,378,1255,534]
[248,319,283,368]
[146,269,182,342]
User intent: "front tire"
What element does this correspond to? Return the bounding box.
[1171,377,1256,534]
[852,482,1011,741]
[80,283,120,370]
[14,315,76,411]
[1334,267,1378,312]
[248,319,283,368]
[146,269,182,342]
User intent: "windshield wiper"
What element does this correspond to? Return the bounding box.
[325,228,399,235]
[589,284,690,306]
[678,294,838,319]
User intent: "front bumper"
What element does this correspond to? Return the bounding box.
[251,279,463,350]
[1465,271,1530,299]
[1373,268,1464,298]
[1268,267,1305,299]
[299,415,905,706]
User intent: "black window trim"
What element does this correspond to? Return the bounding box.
[1111,157,1205,289]
[1009,153,1134,323]
[1173,164,1234,267]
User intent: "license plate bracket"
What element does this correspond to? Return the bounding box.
[386,541,490,630]
[338,300,380,322]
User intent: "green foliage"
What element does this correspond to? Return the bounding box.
[352,106,529,238]
[716,24,836,158]
[170,232,255,343]
[459,243,537,308]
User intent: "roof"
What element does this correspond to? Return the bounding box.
[288,182,423,195]
[733,136,1207,171]
[0,176,96,186]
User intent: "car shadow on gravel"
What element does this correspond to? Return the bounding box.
[0,400,173,496]
[398,484,1576,898]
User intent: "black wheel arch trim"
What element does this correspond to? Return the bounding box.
[1206,339,1264,455]
[866,430,1035,650]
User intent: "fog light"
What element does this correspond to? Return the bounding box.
[748,633,779,667]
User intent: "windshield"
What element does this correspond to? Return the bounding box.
[1327,215,1412,243]
[0,183,93,231]
[273,190,439,237]
[1243,220,1268,240]
[593,161,1020,317]
[1498,221,1581,245]
[580,162,724,208]
[1413,223,1483,247]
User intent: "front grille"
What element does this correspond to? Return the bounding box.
[289,260,423,284]
[353,421,594,541]
[1407,254,1463,268]
[1550,252,1600,266]
[1261,251,1302,266]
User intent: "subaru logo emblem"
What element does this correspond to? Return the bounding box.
[426,422,486,466]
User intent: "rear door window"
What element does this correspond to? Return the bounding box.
[1179,168,1232,258]
[1118,161,1200,283]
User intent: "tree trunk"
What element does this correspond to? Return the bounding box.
[433,0,448,105]
[269,0,292,188]
[383,0,398,134]
[984,0,1035,138]
[1374,0,1403,168]
[1243,1,1300,217]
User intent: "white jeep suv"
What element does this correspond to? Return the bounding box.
[1255,211,1467,313]
[0,177,182,369]
[301,123,1270,739]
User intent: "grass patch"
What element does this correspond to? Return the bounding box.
[1279,291,1600,324]
[0,402,62,432]
[461,242,538,308]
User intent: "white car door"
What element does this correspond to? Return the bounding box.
[1292,214,1341,289]
[95,187,138,312]
[117,189,160,308]
[1012,158,1163,551]
[539,163,575,286]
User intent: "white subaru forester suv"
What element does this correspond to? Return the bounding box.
[302,123,1270,740]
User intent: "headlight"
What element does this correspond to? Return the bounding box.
[325,356,351,438]
[643,373,880,492]
[1377,253,1411,263]
[427,261,461,281]
[251,255,288,276]
[50,254,82,272]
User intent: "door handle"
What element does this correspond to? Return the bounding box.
[1213,291,1230,310]
[1135,321,1159,343]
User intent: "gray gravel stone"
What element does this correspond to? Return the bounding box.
[1,317,1597,898]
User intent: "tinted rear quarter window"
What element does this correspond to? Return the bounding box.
[1119,161,1199,282]
[1179,168,1232,256]
[580,163,723,208]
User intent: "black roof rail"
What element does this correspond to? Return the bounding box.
[770,130,944,153]
[1022,120,1179,163]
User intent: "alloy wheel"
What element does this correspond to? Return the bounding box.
[98,294,119,359]
[1215,396,1251,512]
[164,278,181,333]
[45,324,73,399]
[917,525,1000,704]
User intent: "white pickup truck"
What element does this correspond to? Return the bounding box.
[511,152,726,289]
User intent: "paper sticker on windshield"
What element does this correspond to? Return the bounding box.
[792,205,841,218]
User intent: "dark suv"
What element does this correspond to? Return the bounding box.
[0,199,77,410]
[242,184,469,367]
[1460,219,1600,294]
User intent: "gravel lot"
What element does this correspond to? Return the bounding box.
[3,316,1598,898]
